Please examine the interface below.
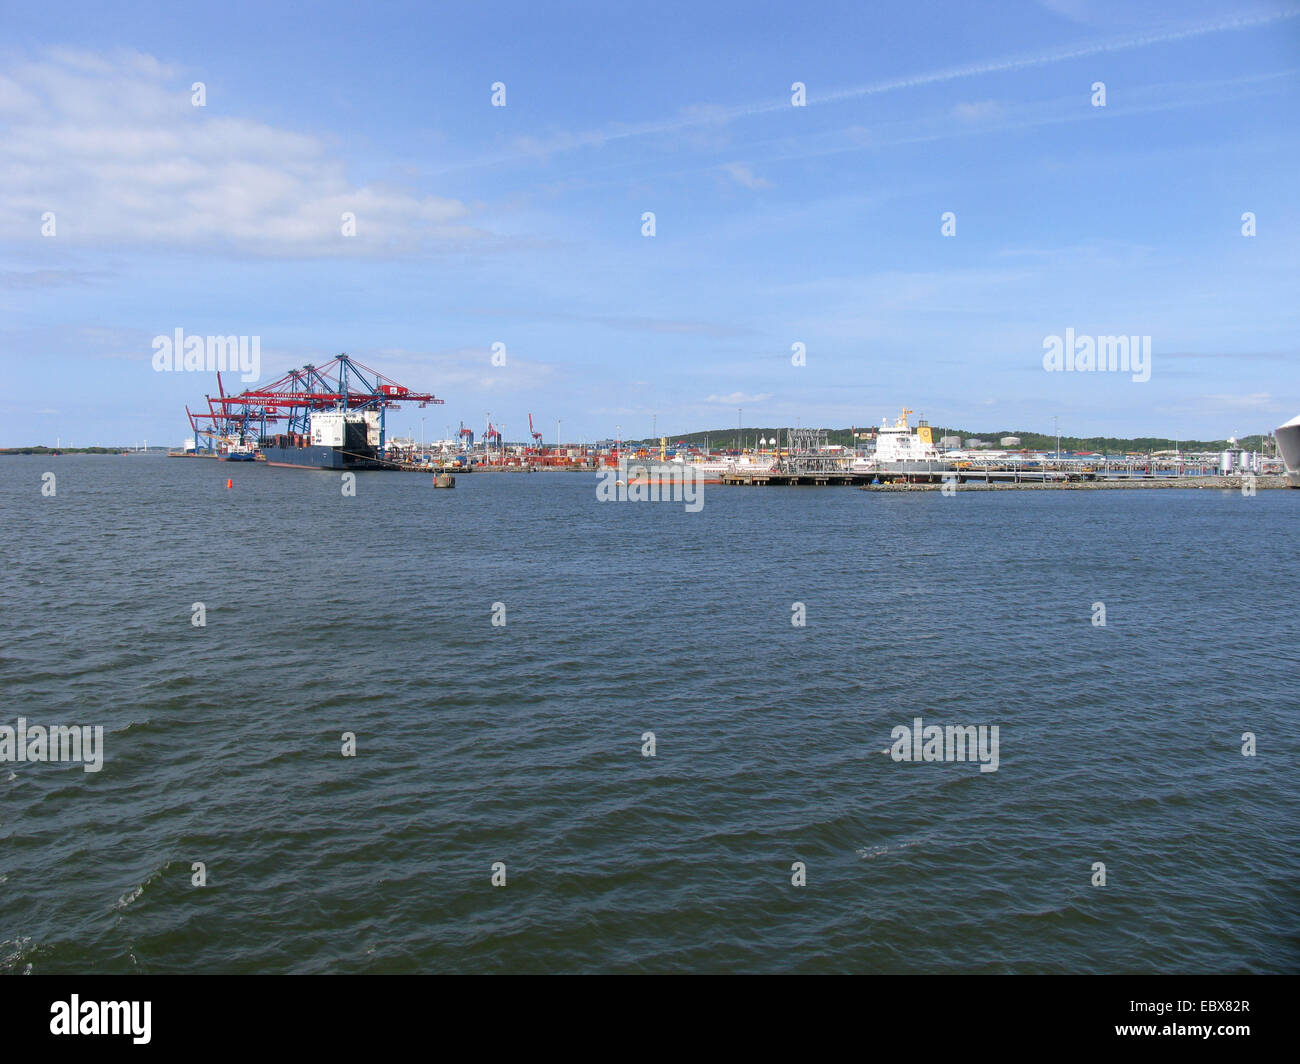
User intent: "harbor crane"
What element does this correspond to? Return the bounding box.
[186,353,441,456]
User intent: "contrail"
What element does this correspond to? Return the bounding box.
[426,7,1298,174]
[810,7,1300,108]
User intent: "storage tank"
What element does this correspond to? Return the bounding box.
[1000,436,1021,448]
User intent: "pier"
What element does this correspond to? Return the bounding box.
[722,456,1240,488]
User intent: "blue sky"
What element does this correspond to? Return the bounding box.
[1,0,1297,446]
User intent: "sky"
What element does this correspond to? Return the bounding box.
[1,0,1297,447]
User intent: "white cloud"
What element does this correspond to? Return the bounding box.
[705,392,772,404]
[367,346,558,395]
[952,100,1004,122]
[0,49,483,257]
[719,162,771,190]
[1203,392,1278,410]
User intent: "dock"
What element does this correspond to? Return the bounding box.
[722,457,1260,488]
[721,466,1096,487]
[856,475,1290,491]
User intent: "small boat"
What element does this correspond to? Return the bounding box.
[219,443,256,462]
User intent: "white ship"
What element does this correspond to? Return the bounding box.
[1276,414,1300,487]
[661,451,779,482]
[851,408,943,472]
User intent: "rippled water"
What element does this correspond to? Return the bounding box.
[2,455,1297,973]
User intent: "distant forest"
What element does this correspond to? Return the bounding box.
[0,446,130,455]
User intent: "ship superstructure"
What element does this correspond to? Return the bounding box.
[869,408,941,464]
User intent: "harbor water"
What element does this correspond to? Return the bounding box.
[1,456,1297,973]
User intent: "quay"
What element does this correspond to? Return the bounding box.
[720,469,1089,487]
[857,475,1291,491]
[722,457,1266,489]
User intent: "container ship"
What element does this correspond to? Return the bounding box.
[259,410,389,470]
[185,355,443,470]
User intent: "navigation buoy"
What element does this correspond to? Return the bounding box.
[226,478,233,489]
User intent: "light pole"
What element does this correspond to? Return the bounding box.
[557,418,562,450]
[737,408,742,453]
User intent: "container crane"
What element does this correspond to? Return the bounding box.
[186,353,441,457]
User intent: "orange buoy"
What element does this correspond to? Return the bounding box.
[226,478,233,489]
